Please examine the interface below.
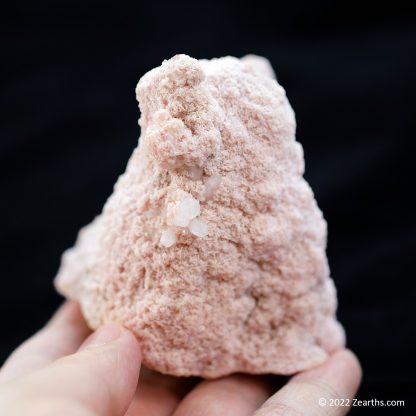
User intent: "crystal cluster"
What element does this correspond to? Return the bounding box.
[55,54,345,377]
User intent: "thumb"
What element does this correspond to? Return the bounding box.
[1,323,141,416]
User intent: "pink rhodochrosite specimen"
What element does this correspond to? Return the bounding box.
[55,54,345,377]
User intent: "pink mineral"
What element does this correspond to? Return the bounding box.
[55,54,345,378]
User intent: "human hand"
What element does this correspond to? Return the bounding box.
[0,302,361,415]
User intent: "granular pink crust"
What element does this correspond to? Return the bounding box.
[55,54,345,378]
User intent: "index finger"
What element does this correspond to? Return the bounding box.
[0,302,91,382]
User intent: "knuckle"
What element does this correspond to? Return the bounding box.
[254,399,303,416]
[310,378,343,402]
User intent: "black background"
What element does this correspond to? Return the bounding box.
[1,1,415,414]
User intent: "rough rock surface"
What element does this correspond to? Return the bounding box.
[55,54,345,377]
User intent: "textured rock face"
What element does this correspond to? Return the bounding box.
[55,54,345,378]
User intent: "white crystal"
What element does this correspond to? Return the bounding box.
[173,195,200,227]
[188,166,204,180]
[188,218,209,238]
[160,228,177,247]
[203,173,222,200]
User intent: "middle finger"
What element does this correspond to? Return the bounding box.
[125,367,197,416]
[173,373,278,416]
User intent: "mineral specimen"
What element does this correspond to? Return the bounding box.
[55,54,345,377]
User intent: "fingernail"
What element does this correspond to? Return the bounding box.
[81,323,122,349]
